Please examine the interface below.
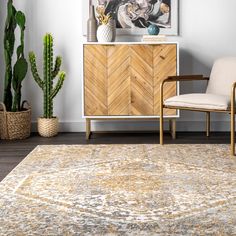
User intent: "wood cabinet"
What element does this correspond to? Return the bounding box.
[83,43,179,138]
[84,43,178,117]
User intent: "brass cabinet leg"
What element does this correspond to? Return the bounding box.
[170,119,176,139]
[86,119,91,140]
[206,112,210,137]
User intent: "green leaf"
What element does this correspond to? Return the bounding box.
[13,58,28,90]
[15,11,26,29]
[7,0,13,22]
[17,45,23,59]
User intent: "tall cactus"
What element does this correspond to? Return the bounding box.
[4,0,16,111]
[12,11,28,112]
[29,34,66,118]
[3,0,28,112]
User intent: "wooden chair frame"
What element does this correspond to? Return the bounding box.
[160,75,236,156]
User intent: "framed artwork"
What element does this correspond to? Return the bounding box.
[82,0,179,36]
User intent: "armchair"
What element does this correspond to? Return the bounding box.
[160,57,236,155]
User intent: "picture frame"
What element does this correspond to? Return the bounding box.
[82,0,179,36]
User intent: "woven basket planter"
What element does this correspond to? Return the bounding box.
[38,117,59,137]
[0,101,31,140]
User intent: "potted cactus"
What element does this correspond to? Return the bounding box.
[0,0,30,140]
[29,33,66,137]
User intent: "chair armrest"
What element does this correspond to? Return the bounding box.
[162,75,209,84]
[231,82,236,114]
[232,81,236,92]
[160,75,209,110]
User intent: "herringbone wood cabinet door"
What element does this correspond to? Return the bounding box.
[84,44,177,117]
[107,45,130,115]
[84,45,108,116]
[130,45,154,115]
[154,45,177,115]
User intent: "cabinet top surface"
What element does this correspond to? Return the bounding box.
[83,41,179,45]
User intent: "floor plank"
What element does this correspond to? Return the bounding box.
[0,132,230,181]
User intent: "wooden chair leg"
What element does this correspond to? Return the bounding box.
[231,111,235,156]
[86,118,91,140]
[160,108,164,145]
[160,82,164,145]
[231,85,235,156]
[206,112,210,137]
[169,119,176,139]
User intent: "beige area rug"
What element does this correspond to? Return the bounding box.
[0,144,236,235]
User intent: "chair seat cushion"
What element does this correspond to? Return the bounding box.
[164,93,230,110]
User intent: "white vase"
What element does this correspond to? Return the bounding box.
[97,24,113,42]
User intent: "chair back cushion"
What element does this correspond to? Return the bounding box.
[206,57,236,96]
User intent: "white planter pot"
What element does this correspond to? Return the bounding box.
[97,24,113,42]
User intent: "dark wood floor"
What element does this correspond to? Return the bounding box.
[0,132,230,181]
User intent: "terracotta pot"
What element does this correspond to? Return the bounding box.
[38,117,59,137]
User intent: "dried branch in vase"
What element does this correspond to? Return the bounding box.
[96,5,111,25]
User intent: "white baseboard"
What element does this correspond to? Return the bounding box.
[31,120,231,132]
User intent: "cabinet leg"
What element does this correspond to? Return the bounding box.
[170,119,176,139]
[86,119,91,140]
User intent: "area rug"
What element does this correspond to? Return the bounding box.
[0,144,236,235]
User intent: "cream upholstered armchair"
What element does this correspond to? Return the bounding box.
[160,57,236,155]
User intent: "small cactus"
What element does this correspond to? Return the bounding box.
[29,34,66,118]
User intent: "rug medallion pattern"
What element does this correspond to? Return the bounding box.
[0,144,235,235]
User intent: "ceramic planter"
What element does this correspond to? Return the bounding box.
[97,24,113,42]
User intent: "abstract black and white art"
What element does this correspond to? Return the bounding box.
[83,0,178,35]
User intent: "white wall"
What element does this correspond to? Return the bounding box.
[1,0,236,132]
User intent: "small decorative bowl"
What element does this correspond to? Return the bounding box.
[147,24,160,35]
